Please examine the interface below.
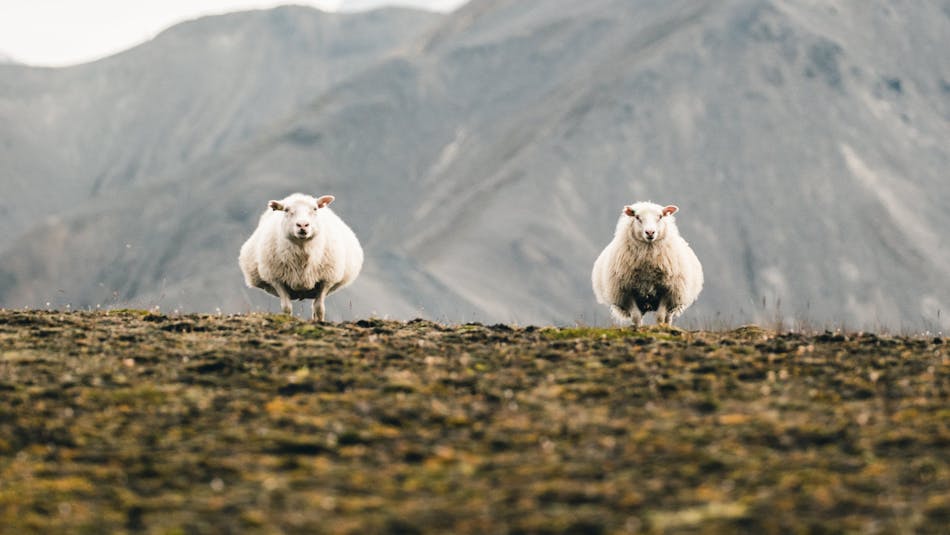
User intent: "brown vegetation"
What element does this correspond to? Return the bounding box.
[0,310,947,533]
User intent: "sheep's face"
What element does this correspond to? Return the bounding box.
[623,203,678,243]
[269,195,335,241]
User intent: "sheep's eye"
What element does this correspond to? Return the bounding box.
[635,215,642,222]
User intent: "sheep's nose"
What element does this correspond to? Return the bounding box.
[296,222,310,229]
[645,230,656,238]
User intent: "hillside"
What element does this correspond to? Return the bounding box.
[0,0,948,329]
[1,310,947,532]
[0,6,440,248]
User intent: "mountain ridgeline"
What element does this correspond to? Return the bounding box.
[0,0,948,329]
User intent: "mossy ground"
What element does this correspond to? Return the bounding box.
[0,310,947,533]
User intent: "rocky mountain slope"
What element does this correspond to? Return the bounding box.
[0,6,439,246]
[1,0,947,329]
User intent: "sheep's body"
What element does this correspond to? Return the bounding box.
[592,202,702,327]
[239,193,362,321]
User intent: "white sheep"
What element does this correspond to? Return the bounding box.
[239,193,363,321]
[592,202,703,327]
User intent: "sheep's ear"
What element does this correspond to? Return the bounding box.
[268,200,285,211]
[624,206,636,217]
[316,195,335,208]
[662,205,679,217]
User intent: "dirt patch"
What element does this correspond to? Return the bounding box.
[0,311,947,533]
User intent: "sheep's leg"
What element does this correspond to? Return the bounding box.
[628,307,643,328]
[273,282,294,316]
[659,301,684,326]
[311,284,328,322]
[668,306,684,326]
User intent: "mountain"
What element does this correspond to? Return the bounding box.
[1,0,948,330]
[0,6,440,248]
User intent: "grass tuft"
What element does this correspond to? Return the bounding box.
[106,308,150,316]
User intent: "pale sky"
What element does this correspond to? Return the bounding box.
[0,0,469,67]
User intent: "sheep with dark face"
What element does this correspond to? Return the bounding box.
[592,201,703,327]
[239,193,363,321]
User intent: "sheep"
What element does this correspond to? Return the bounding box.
[592,201,703,327]
[239,193,363,321]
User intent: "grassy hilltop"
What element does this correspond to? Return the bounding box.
[0,310,948,533]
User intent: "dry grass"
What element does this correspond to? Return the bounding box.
[0,310,948,533]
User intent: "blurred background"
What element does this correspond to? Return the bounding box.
[0,0,947,330]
